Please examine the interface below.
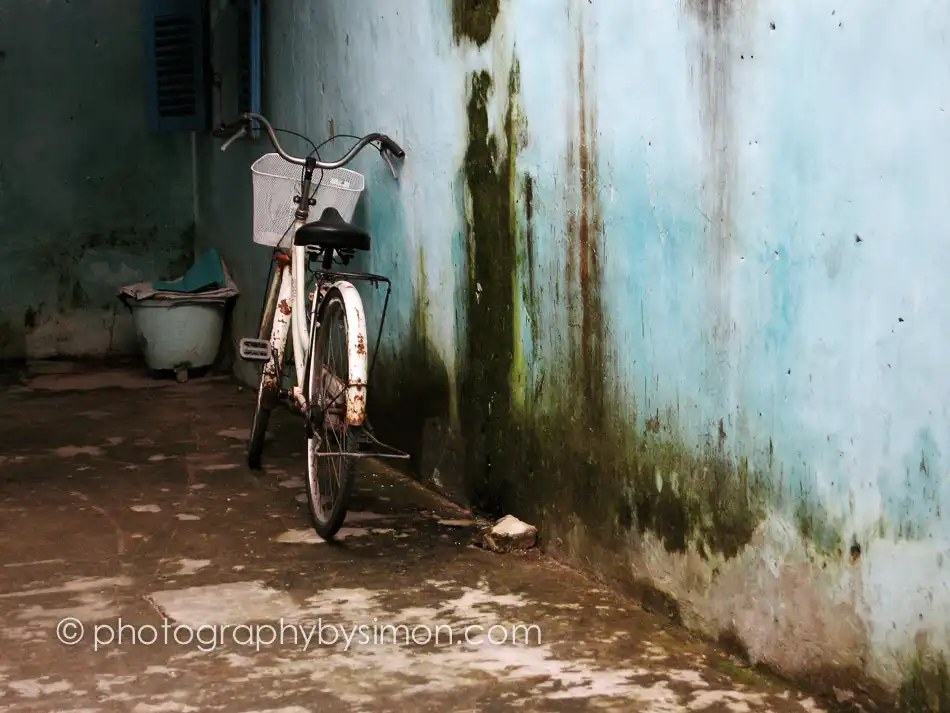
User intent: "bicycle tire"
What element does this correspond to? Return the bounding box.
[246,368,271,470]
[305,287,358,540]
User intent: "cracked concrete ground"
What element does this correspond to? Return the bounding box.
[0,361,830,712]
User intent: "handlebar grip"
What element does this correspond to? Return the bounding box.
[379,135,406,159]
[212,117,250,139]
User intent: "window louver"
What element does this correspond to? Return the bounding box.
[144,0,207,133]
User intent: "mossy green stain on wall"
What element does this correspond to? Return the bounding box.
[899,652,950,712]
[508,61,534,414]
[451,0,500,47]
[456,56,766,557]
[458,68,520,513]
[793,497,845,558]
[519,174,540,350]
[622,436,765,558]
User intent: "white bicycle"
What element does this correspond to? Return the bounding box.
[214,112,410,540]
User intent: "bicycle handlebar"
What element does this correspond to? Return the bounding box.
[211,112,406,170]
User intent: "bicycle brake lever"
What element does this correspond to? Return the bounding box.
[220,126,248,152]
[381,147,399,180]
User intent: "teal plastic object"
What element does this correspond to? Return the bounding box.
[129,299,226,371]
[152,248,227,293]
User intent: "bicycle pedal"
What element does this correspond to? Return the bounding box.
[239,338,271,361]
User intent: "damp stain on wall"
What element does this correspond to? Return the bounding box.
[682,0,741,369]
[563,27,608,429]
[452,24,767,561]
[898,652,950,713]
[457,66,519,513]
[369,245,455,498]
[451,0,501,47]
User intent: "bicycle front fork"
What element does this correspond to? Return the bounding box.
[258,251,288,340]
[252,251,329,413]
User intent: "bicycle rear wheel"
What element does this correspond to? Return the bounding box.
[305,287,358,540]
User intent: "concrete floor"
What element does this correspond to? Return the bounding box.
[0,361,830,712]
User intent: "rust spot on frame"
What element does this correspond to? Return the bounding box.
[278,299,292,316]
[348,387,366,425]
[356,332,367,356]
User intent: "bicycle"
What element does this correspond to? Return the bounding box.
[213,112,411,540]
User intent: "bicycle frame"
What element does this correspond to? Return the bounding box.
[260,160,369,426]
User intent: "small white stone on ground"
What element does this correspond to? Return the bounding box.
[481,515,537,552]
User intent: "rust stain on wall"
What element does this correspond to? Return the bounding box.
[564,28,607,424]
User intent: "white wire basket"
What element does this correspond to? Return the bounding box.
[250,153,365,247]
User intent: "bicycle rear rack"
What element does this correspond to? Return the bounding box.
[309,264,394,383]
[298,264,409,461]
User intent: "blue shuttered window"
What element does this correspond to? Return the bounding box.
[235,0,262,135]
[143,0,208,133]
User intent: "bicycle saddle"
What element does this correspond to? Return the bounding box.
[294,208,371,251]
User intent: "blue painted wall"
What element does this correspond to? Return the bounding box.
[0,0,196,359]
[200,0,950,703]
